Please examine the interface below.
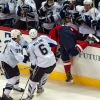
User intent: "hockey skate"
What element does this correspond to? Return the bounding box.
[21,95,34,100]
[66,71,74,83]
[86,34,100,43]
[37,84,44,94]
[1,94,13,100]
[13,87,24,92]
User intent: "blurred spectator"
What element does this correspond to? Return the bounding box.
[0,0,15,27]
[38,0,61,34]
[13,0,38,30]
[76,0,100,40]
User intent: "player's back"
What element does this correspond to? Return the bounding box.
[27,36,56,68]
[2,40,23,68]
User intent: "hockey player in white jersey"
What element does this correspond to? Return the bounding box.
[76,0,100,40]
[22,29,57,100]
[0,0,15,27]
[14,0,38,30]
[0,29,29,100]
[39,0,81,27]
[38,0,61,34]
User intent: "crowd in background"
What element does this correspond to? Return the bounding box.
[0,0,100,43]
[0,0,100,38]
[0,1,100,99]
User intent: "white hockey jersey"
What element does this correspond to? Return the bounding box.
[76,5,99,35]
[76,5,99,20]
[0,0,15,20]
[27,35,57,68]
[16,0,38,22]
[1,39,24,68]
[40,1,61,30]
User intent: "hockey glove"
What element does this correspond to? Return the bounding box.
[23,55,29,63]
[75,15,83,25]
[60,4,69,19]
[72,12,83,25]
[91,20,98,28]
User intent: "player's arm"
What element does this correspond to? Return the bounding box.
[40,35,57,47]
[26,45,36,66]
[38,1,54,17]
[8,2,15,13]
[9,44,24,62]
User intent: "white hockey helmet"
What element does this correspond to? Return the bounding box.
[29,29,38,39]
[83,0,93,5]
[11,29,21,38]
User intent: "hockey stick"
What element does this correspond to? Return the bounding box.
[19,76,30,100]
[19,66,37,100]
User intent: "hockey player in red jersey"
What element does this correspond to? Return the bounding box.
[49,24,100,82]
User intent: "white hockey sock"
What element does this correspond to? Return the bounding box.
[13,76,20,89]
[39,73,49,87]
[4,88,12,96]
[4,76,17,96]
[27,80,37,96]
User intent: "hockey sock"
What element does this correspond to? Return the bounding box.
[28,80,37,96]
[63,60,71,74]
[4,76,18,96]
[4,83,13,96]
[39,73,49,87]
[75,41,89,52]
[13,76,21,90]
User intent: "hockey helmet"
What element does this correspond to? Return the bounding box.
[83,0,93,5]
[11,29,21,39]
[29,29,38,39]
